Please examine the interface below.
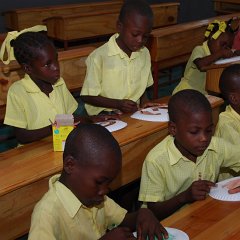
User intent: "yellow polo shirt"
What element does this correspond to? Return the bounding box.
[215,105,240,144]
[80,33,153,115]
[139,135,240,203]
[215,105,240,180]
[28,175,127,240]
[4,74,78,130]
[172,41,211,95]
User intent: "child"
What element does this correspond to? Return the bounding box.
[2,28,109,145]
[80,0,156,116]
[28,124,168,240]
[173,19,237,95]
[215,64,240,179]
[138,89,240,220]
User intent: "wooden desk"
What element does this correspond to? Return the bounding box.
[3,1,123,31]
[162,196,240,239]
[205,61,240,94]
[43,2,179,50]
[214,0,240,14]
[0,96,223,239]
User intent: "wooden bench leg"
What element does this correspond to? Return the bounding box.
[153,62,159,99]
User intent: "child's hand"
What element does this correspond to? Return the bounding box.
[117,99,138,113]
[135,208,168,240]
[140,102,168,109]
[184,180,215,203]
[219,48,235,59]
[100,227,135,240]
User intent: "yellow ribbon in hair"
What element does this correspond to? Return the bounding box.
[205,20,227,40]
[0,25,47,65]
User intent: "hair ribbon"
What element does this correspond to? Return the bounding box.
[204,20,227,40]
[0,25,47,65]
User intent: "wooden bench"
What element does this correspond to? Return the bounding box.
[0,46,95,123]
[148,12,240,98]
[3,1,123,31]
[214,0,240,14]
[43,2,179,50]
[0,95,224,239]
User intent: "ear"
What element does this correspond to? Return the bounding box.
[21,63,31,74]
[116,19,123,33]
[63,156,76,175]
[229,92,239,105]
[168,121,177,137]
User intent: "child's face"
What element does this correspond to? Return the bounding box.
[26,43,60,85]
[210,32,234,54]
[69,151,121,207]
[117,11,152,56]
[169,110,214,161]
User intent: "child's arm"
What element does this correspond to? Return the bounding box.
[147,180,215,220]
[14,126,52,144]
[81,95,138,113]
[194,48,234,71]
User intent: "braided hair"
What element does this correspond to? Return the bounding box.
[10,31,52,65]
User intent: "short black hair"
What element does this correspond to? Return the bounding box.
[169,89,212,122]
[63,123,121,166]
[10,31,52,65]
[219,64,240,99]
[119,0,153,24]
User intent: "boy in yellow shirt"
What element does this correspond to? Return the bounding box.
[81,0,156,116]
[139,89,240,220]
[215,64,240,179]
[28,124,168,240]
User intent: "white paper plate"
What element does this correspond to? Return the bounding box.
[214,55,240,65]
[131,107,169,122]
[96,120,127,132]
[133,227,189,240]
[209,177,240,201]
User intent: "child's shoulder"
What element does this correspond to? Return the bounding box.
[146,135,173,163]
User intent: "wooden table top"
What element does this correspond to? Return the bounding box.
[162,196,240,239]
[0,96,224,198]
[0,98,170,197]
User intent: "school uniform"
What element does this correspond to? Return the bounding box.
[80,33,153,116]
[4,74,77,129]
[172,41,211,95]
[139,135,240,203]
[28,175,127,240]
[214,105,240,180]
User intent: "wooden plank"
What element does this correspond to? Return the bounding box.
[162,196,240,239]
[214,0,240,14]
[43,3,179,49]
[3,1,123,31]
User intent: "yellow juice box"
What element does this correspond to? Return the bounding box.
[52,114,74,151]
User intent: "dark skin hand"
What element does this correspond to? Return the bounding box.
[148,180,215,220]
[194,48,234,71]
[100,208,168,240]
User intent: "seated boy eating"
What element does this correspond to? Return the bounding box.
[139,89,240,220]
[28,124,168,240]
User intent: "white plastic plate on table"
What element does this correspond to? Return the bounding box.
[96,120,127,132]
[133,227,189,240]
[209,177,240,201]
[131,107,169,122]
[214,55,240,65]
